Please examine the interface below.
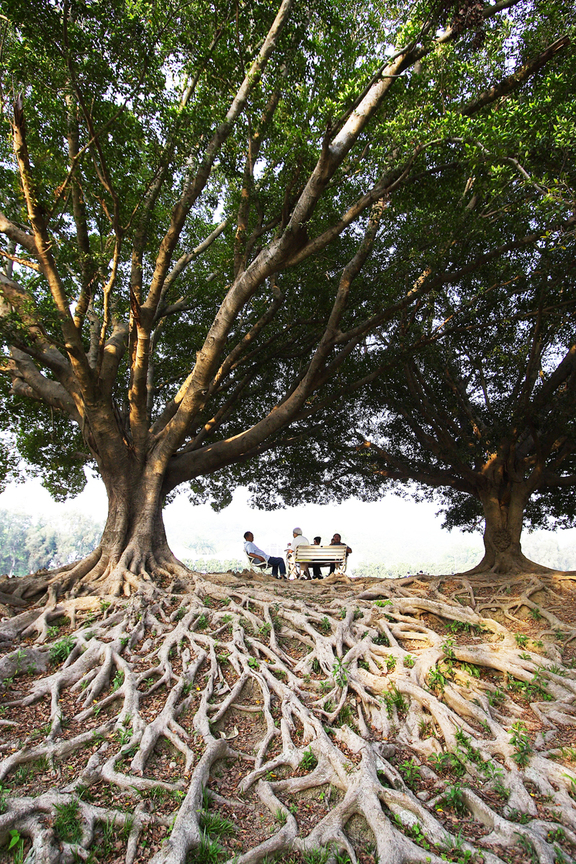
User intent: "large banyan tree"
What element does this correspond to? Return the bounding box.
[0,0,572,595]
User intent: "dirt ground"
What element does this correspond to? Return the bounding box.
[1,568,576,864]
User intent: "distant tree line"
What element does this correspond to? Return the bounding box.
[0,510,102,577]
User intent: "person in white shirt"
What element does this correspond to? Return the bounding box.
[290,527,310,579]
[243,531,286,579]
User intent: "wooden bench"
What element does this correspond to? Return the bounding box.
[290,545,348,578]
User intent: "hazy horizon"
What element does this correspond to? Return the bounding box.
[1,472,576,575]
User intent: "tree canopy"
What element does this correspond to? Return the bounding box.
[0,0,573,590]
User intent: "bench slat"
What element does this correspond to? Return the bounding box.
[293,546,346,563]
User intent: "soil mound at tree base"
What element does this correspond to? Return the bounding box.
[1,569,576,864]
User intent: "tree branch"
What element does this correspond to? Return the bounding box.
[461,36,570,117]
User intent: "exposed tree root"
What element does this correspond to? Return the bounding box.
[1,569,576,864]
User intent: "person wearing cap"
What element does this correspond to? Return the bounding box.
[288,527,310,579]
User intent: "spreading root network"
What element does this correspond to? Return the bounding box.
[1,568,576,864]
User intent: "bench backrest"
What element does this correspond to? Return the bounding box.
[293,545,347,564]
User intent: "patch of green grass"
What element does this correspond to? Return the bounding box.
[142,785,169,802]
[515,633,529,648]
[54,799,82,843]
[382,686,407,717]
[445,620,484,636]
[49,636,76,665]
[509,722,533,768]
[429,750,466,779]
[374,599,392,607]
[394,817,431,852]
[12,756,49,785]
[419,717,434,738]
[460,662,480,678]
[111,671,124,692]
[441,637,456,661]
[508,669,552,702]
[507,808,532,824]
[199,810,235,838]
[548,664,566,677]
[186,832,225,864]
[337,703,354,727]
[428,666,448,693]
[488,686,505,707]
[440,829,477,862]
[302,847,331,864]
[515,832,538,862]
[299,747,318,771]
[493,778,509,799]
[196,614,208,630]
[454,729,483,768]
[440,784,468,816]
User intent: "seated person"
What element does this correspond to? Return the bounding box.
[312,536,325,579]
[329,533,352,573]
[288,527,310,579]
[243,531,286,579]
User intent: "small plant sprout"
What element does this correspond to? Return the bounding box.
[49,636,76,665]
[111,670,124,692]
[399,758,421,789]
[299,747,318,771]
[509,722,533,768]
[332,658,349,687]
[440,784,468,816]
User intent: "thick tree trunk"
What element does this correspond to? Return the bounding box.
[465,481,551,575]
[69,463,188,597]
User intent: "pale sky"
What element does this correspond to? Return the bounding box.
[1,471,576,574]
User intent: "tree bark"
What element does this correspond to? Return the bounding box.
[465,480,551,575]
[68,458,186,597]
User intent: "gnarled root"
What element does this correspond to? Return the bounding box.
[1,571,576,864]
